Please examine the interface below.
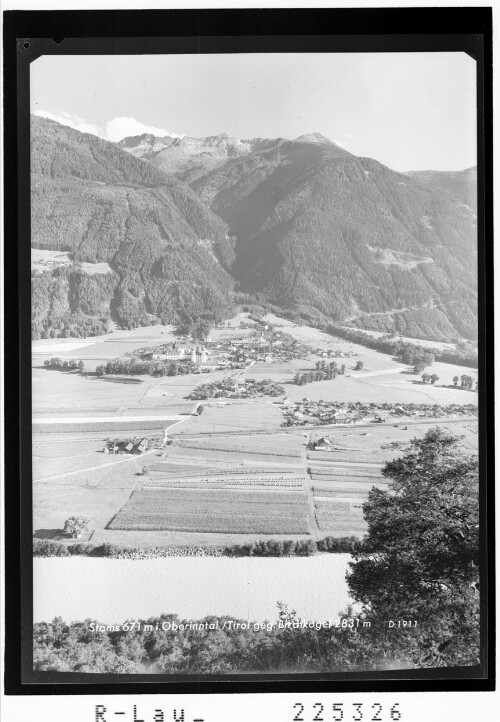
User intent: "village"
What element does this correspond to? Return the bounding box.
[279,397,479,429]
[130,321,321,374]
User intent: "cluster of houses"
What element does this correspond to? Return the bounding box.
[102,437,151,455]
[216,330,312,364]
[150,344,208,364]
[138,329,313,374]
[279,398,479,427]
[313,348,358,359]
[189,377,284,400]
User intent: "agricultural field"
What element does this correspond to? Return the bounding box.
[176,433,305,457]
[314,499,367,534]
[264,313,478,407]
[171,400,285,435]
[165,442,305,468]
[90,528,317,548]
[143,477,305,489]
[108,488,310,535]
[33,437,129,480]
[145,462,300,478]
[33,459,142,533]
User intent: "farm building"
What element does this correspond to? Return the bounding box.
[315,437,333,450]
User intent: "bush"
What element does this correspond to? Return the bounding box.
[294,539,317,556]
[316,536,361,553]
[98,542,121,558]
[67,543,96,556]
[33,539,69,557]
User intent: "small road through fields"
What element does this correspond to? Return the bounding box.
[33,412,196,483]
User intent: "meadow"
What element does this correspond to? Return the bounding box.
[177,434,304,457]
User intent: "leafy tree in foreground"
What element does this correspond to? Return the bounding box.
[347,427,479,668]
[63,516,91,539]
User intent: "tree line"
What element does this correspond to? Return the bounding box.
[95,356,196,377]
[43,358,84,372]
[326,324,478,368]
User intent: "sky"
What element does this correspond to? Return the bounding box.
[31,52,477,171]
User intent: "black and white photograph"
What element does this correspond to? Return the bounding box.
[22,37,488,685]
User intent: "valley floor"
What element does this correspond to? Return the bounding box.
[32,314,478,549]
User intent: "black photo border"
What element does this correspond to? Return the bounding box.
[3,7,494,696]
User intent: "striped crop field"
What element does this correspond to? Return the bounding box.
[108,488,310,534]
[307,451,383,462]
[311,471,384,485]
[312,486,372,498]
[309,466,382,477]
[314,497,367,533]
[146,464,298,477]
[142,476,305,489]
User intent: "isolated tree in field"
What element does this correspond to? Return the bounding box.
[354,361,364,370]
[453,376,459,386]
[63,516,90,539]
[421,373,430,384]
[430,374,439,385]
[197,405,204,415]
[78,360,85,373]
[348,428,479,667]
[461,374,474,390]
[340,364,346,375]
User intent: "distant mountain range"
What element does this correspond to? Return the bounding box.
[405,168,477,211]
[31,115,478,342]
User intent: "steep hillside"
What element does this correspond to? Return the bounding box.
[190,137,477,341]
[31,116,235,337]
[31,118,478,343]
[406,167,477,212]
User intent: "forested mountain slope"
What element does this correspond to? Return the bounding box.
[31,117,478,342]
[189,137,477,341]
[31,116,235,337]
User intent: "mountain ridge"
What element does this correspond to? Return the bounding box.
[31,116,478,342]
